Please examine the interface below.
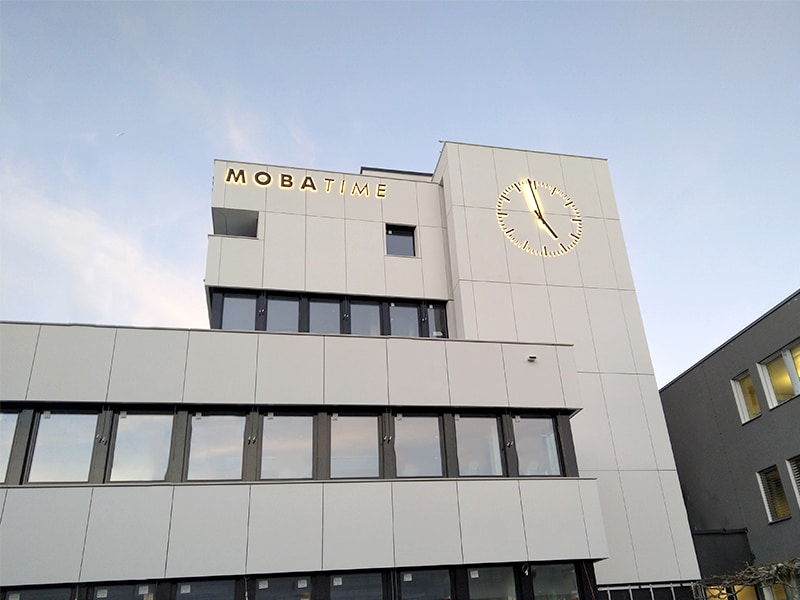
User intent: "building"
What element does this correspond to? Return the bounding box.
[659,291,800,588]
[0,142,699,600]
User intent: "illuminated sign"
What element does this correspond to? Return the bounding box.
[224,168,387,198]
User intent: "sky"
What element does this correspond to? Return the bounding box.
[1,1,798,387]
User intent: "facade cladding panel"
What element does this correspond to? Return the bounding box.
[0,143,699,598]
[660,292,800,575]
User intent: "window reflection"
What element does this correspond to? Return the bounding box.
[309,300,340,334]
[400,569,451,600]
[92,584,156,600]
[0,412,18,481]
[28,413,97,482]
[513,417,561,476]
[175,581,235,600]
[390,303,419,336]
[531,564,580,600]
[330,573,383,600]
[394,416,442,477]
[110,414,172,481]
[261,416,313,479]
[350,302,381,336]
[221,294,256,330]
[467,566,517,600]
[254,576,312,600]
[187,415,245,480]
[330,416,379,478]
[456,417,502,476]
[267,297,299,332]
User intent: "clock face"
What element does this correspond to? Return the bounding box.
[495,177,583,257]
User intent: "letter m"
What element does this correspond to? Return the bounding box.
[226,168,246,184]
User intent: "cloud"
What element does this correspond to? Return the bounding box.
[0,162,208,328]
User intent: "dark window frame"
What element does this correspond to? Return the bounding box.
[385,224,416,257]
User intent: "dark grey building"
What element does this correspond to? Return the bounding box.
[660,290,800,578]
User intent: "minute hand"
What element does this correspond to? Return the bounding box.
[524,179,559,240]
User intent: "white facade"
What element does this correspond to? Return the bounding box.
[0,142,699,598]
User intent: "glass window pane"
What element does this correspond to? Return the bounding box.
[467,566,517,600]
[255,576,312,600]
[400,569,451,600]
[92,584,156,600]
[513,417,562,476]
[766,355,794,403]
[6,589,73,600]
[175,581,235,600]
[261,416,313,479]
[426,304,447,338]
[737,373,761,419]
[350,302,381,336]
[532,564,580,600]
[330,416,379,478]
[29,413,97,482]
[110,414,173,481]
[395,416,442,477]
[221,294,256,330]
[0,412,18,481]
[267,297,299,332]
[791,344,800,378]
[456,417,502,476]
[309,299,341,334]
[330,573,383,600]
[390,303,419,337]
[386,226,415,256]
[187,415,245,480]
[759,465,790,521]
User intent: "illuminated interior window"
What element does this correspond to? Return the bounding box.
[759,342,800,407]
[788,455,800,508]
[731,372,761,422]
[757,465,791,522]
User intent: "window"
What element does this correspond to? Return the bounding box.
[389,303,420,337]
[532,564,580,600]
[0,412,18,481]
[393,415,443,477]
[186,414,246,480]
[28,412,98,482]
[4,589,73,600]
[759,342,800,407]
[757,465,790,521]
[308,299,340,334]
[175,581,235,600]
[386,224,415,256]
[732,372,761,422]
[330,573,383,600]
[399,570,451,600]
[266,296,300,332]
[221,293,257,330]
[455,416,503,476]
[92,584,156,600]
[109,413,173,481]
[349,301,381,336]
[261,415,314,479]
[329,415,380,478]
[467,566,517,600]
[788,455,800,507]
[513,417,562,476]
[425,303,447,338]
[253,576,312,600]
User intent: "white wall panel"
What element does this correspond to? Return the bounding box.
[659,470,701,580]
[81,486,172,582]
[446,342,507,407]
[579,479,610,558]
[387,339,449,406]
[382,178,418,225]
[473,282,516,341]
[218,236,264,289]
[548,287,598,373]
[639,375,677,470]
[343,179,384,222]
[416,183,443,227]
[322,482,394,570]
[445,206,472,285]
[543,250,582,287]
[602,374,657,470]
[166,485,249,578]
[606,220,635,290]
[384,256,424,298]
[0,487,92,586]
[306,216,346,293]
[0,323,38,400]
[621,291,655,374]
[108,328,188,404]
[184,331,257,404]
[556,346,582,408]
[324,337,388,405]
[584,470,638,585]
[510,284,555,343]
[505,241,547,285]
[222,162,267,211]
[560,155,603,219]
[345,219,386,296]
[306,171,346,219]
[212,161,228,208]
[263,212,306,292]
[585,289,636,374]
[502,344,565,408]
[456,144,497,209]
[592,160,620,220]
[248,483,323,573]
[492,148,529,191]
[519,479,589,560]
[257,334,323,405]
[419,226,450,299]
[620,471,681,582]
[525,153,565,189]
[571,374,617,472]
[392,481,463,566]
[576,217,617,289]
[457,480,527,564]
[204,235,221,287]
[464,208,509,283]
[452,281,478,340]
[28,325,115,402]
[265,167,306,214]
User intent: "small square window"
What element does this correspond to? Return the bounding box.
[731,372,761,422]
[757,465,790,522]
[386,225,415,256]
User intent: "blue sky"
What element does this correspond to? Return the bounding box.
[1,1,798,386]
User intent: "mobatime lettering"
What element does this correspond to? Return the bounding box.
[225,168,387,198]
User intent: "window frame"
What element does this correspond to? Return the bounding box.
[758,342,800,408]
[385,224,416,257]
[757,465,791,523]
[731,371,762,423]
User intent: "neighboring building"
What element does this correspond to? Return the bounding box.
[659,291,800,584]
[0,142,699,600]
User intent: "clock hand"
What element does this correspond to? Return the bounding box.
[524,178,559,240]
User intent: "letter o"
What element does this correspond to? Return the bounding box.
[254,171,272,186]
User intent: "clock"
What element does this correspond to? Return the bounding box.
[495,177,583,257]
